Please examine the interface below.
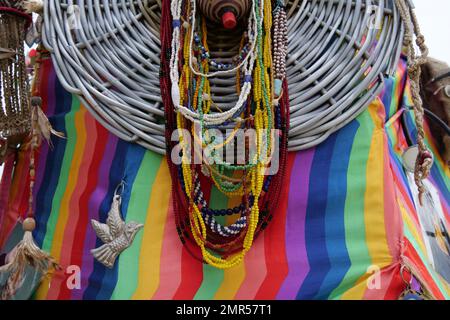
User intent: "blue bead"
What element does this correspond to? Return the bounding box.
[172,20,181,28]
[274,79,283,97]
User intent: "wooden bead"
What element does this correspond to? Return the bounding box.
[23,217,36,232]
[31,96,42,107]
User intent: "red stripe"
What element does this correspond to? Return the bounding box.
[254,153,296,299]
[173,246,203,299]
[172,171,212,299]
[383,264,405,300]
[0,145,31,247]
[0,153,16,241]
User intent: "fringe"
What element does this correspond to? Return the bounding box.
[0,228,60,300]
[21,0,44,14]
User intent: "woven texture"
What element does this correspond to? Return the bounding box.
[42,0,403,153]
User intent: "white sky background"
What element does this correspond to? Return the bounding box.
[414,0,450,63]
[0,1,449,179]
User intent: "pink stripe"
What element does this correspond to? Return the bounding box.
[383,139,403,261]
[277,150,314,299]
[363,263,398,300]
[234,233,267,299]
[152,199,183,299]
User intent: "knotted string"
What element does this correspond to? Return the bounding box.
[396,0,433,205]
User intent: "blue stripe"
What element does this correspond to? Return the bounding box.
[316,121,359,299]
[381,76,394,118]
[83,141,146,300]
[296,133,337,299]
[34,75,73,247]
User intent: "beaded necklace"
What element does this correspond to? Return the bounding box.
[162,0,289,269]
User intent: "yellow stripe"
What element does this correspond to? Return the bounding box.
[400,203,429,259]
[213,263,246,300]
[342,102,391,300]
[35,107,87,299]
[132,161,171,299]
[364,104,393,265]
[340,277,372,300]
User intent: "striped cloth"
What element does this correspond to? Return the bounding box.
[0,56,449,300]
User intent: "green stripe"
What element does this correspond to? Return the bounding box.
[331,111,374,298]
[111,151,162,299]
[41,97,80,252]
[194,186,226,300]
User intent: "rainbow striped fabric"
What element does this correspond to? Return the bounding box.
[0,56,449,300]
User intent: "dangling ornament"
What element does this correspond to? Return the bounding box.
[31,96,65,147]
[398,265,435,300]
[91,183,144,269]
[0,110,61,300]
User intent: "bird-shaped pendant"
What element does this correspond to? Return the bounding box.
[91,192,143,269]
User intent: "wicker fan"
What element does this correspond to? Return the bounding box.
[42,0,403,154]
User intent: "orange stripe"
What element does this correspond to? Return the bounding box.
[37,107,87,299]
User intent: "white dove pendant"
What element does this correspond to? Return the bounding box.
[91,186,144,269]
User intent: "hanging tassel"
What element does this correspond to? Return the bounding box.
[21,0,44,14]
[1,110,61,299]
[31,96,65,148]
[1,218,60,300]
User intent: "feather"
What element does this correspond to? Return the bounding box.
[90,245,117,269]
[106,196,125,238]
[21,0,44,14]
[91,220,112,243]
[31,97,65,148]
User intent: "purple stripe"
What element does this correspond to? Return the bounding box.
[71,134,118,299]
[276,149,314,299]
